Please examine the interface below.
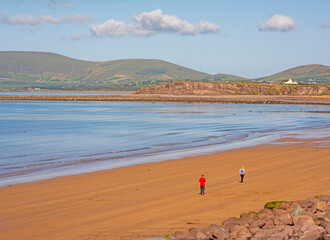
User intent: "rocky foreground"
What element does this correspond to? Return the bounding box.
[148,195,330,240]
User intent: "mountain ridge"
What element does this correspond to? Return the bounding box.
[0,51,329,90]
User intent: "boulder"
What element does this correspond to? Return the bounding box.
[249,226,262,236]
[321,218,330,234]
[314,211,327,226]
[252,228,279,239]
[315,194,330,202]
[186,228,198,238]
[224,221,238,233]
[274,212,293,226]
[301,197,318,210]
[278,202,293,211]
[290,205,304,216]
[202,224,226,238]
[316,201,327,212]
[261,218,275,229]
[230,225,251,239]
[173,231,186,238]
[326,206,330,220]
[249,219,266,229]
[145,234,175,240]
[195,231,207,239]
[223,217,240,233]
[300,225,327,239]
[268,225,294,240]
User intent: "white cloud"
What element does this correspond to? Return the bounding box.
[319,21,330,29]
[1,13,95,26]
[90,19,136,37]
[90,9,221,37]
[258,14,297,32]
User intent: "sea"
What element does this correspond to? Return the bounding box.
[0,93,329,186]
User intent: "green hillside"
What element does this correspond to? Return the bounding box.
[0,51,212,91]
[256,64,330,84]
[214,73,247,82]
[0,51,329,91]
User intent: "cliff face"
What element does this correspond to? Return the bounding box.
[136,81,330,96]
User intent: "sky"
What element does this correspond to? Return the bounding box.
[0,0,329,79]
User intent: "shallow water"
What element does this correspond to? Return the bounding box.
[0,101,329,186]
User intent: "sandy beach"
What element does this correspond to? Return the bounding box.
[0,137,329,240]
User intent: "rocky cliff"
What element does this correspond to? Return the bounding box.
[136,81,330,96]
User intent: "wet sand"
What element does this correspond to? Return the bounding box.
[0,137,329,240]
[1,94,330,105]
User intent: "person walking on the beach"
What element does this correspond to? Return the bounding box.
[239,166,245,183]
[199,174,206,195]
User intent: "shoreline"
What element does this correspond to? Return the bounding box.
[0,94,330,104]
[0,137,329,240]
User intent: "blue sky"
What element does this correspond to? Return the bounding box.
[0,0,329,78]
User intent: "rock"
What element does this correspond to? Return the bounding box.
[161,234,175,239]
[268,225,294,240]
[195,231,207,239]
[222,216,238,225]
[145,234,175,240]
[314,212,326,226]
[223,217,240,233]
[316,195,330,202]
[294,215,316,234]
[300,225,326,239]
[202,224,226,238]
[278,202,293,211]
[230,225,251,239]
[326,206,330,220]
[224,221,238,233]
[249,226,261,236]
[316,201,328,212]
[252,228,279,239]
[261,218,275,229]
[301,197,318,210]
[290,205,304,216]
[274,212,293,226]
[249,219,266,229]
[187,228,198,238]
[321,218,330,234]
[173,231,186,238]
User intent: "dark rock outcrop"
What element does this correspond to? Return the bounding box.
[136,81,330,96]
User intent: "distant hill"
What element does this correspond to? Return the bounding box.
[0,51,329,91]
[256,64,330,84]
[214,73,247,82]
[0,51,213,91]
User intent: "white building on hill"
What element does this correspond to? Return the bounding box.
[284,78,298,84]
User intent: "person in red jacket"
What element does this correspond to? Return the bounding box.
[199,174,206,195]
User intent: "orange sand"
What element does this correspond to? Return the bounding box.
[0,138,329,240]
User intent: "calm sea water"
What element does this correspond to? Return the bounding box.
[0,100,329,186]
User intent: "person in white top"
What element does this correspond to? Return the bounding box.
[239,166,245,183]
